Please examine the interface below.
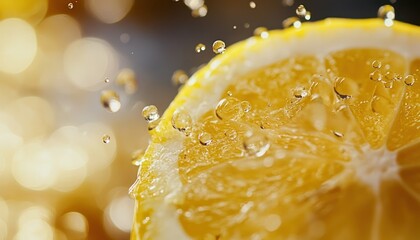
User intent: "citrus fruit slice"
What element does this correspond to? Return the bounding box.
[130,18,420,240]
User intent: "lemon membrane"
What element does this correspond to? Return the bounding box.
[130,19,420,239]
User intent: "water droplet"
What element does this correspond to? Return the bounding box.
[68,2,74,9]
[304,11,311,20]
[195,43,206,53]
[100,90,121,113]
[378,5,395,27]
[404,74,416,86]
[198,132,212,145]
[233,25,237,29]
[293,87,309,98]
[332,131,344,138]
[241,101,252,113]
[243,132,270,157]
[253,27,269,39]
[102,135,110,144]
[215,97,244,121]
[131,149,145,166]
[249,1,256,9]
[378,5,395,20]
[244,23,250,28]
[296,5,307,17]
[224,129,238,140]
[172,70,189,86]
[142,105,160,122]
[212,40,226,54]
[116,68,137,94]
[282,0,294,7]
[171,109,193,136]
[369,70,382,81]
[333,77,356,100]
[372,60,382,69]
[104,78,110,83]
[282,17,301,29]
[191,5,208,17]
[147,119,161,131]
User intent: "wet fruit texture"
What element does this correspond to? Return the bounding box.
[130,19,420,240]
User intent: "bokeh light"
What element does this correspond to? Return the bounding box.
[86,0,134,24]
[0,0,48,24]
[0,18,37,74]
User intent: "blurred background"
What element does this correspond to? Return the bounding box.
[0,0,418,239]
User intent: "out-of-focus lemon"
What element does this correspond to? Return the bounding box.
[130,19,420,240]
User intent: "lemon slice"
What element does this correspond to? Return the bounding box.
[130,19,420,240]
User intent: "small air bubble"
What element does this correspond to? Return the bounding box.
[282,17,301,29]
[198,132,212,145]
[404,74,416,86]
[333,77,355,100]
[142,105,160,122]
[332,131,344,138]
[224,129,238,140]
[253,27,269,39]
[293,87,309,98]
[296,5,307,17]
[243,133,270,157]
[215,97,244,121]
[241,101,252,113]
[384,81,393,88]
[369,70,382,82]
[195,43,206,53]
[100,90,121,113]
[172,109,193,136]
[249,1,256,8]
[212,40,226,54]
[372,60,382,69]
[244,23,250,28]
[102,134,110,144]
[68,2,74,9]
[172,70,189,86]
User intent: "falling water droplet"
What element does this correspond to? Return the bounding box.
[378,5,395,27]
[212,40,226,54]
[142,105,160,122]
[102,135,110,144]
[116,68,137,94]
[171,109,193,136]
[198,132,212,146]
[215,97,244,121]
[172,70,189,86]
[253,27,269,39]
[243,132,270,157]
[404,74,416,86]
[195,43,206,53]
[304,11,311,20]
[68,2,74,9]
[191,5,208,17]
[131,149,145,166]
[104,78,110,83]
[282,0,294,7]
[282,17,301,29]
[296,5,307,17]
[249,1,256,9]
[100,90,121,113]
